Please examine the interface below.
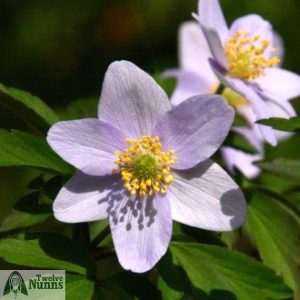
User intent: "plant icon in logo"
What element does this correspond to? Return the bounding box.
[3,271,28,298]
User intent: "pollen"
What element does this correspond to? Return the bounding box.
[225,30,280,81]
[113,136,176,198]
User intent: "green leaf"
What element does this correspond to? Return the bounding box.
[224,132,257,154]
[247,192,300,299]
[0,129,74,174]
[0,233,96,277]
[0,83,58,134]
[257,158,300,182]
[257,116,300,132]
[0,211,50,233]
[66,274,94,300]
[152,72,176,97]
[57,97,98,120]
[169,242,291,300]
[0,192,51,233]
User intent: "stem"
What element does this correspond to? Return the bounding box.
[89,226,110,249]
[72,223,90,247]
[215,83,225,95]
[93,246,115,260]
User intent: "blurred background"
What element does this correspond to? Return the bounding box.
[1,0,300,108]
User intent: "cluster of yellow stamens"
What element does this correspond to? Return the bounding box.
[225,30,280,81]
[113,136,176,198]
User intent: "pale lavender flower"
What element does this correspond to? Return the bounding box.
[47,61,246,273]
[194,0,300,146]
[164,20,295,178]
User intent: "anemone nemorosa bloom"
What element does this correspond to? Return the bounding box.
[195,0,300,146]
[164,22,264,178]
[164,20,294,178]
[47,61,246,273]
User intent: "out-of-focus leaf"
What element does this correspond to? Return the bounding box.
[66,274,94,300]
[247,192,300,299]
[257,117,300,132]
[257,158,300,182]
[169,242,291,300]
[0,83,58,134]
[0,167,38,222]
[57,97,98,120]
[0,211,50,233]
[152,72,176,97]
[0,192,51,233]
[0,129,74,174]
[0,233,96,277]
[224,132,257,154]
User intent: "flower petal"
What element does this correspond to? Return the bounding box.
[154,95,234,170]
[110,193,172,273]
[256,68,300,101]
[221,146,262,179]
[201,26,228,69]
[229,14,272,42]
[47,119,126,176]
[198,0,229,43]
[169,160,246,231]
[98,60,171,139]
[178,21,219,84]
[209,61,277,145]
[164,70,218,106]
[273,31,284,62]
[53,172,120,223]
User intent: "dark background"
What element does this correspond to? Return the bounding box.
[1,0,300,107]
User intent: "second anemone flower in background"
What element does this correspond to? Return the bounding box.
[195,0,300,145]
[47,61,246,273]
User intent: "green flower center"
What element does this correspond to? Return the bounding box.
[134,154,157,178]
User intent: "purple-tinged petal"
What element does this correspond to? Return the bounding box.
[153,95,234,170]
[110,193,172,273]
[210,61,277,145]
[231,79,277,145]
[232,126,263,152]
[178,21,219,84]
[221,147,262,179]
[198,0,229,43]
[201,26,228,69]
[47,119,126,176]
[53,172,120,223]
[229,15,273,56]
[168,160,246,231]
[256,68,300,101]
[163,70,218,106]
[98,61,171,139]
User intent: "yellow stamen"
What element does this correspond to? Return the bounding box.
[113,136,176,198]
[224,30,280,81]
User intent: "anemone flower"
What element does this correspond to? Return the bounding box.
[47,61,246,273]
[195,0,300,145]
[164,20,295,178]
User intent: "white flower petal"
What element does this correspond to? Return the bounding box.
[221,146,262,179]
[110,193,172,273]
[169,160,246,231]
[53,173,120,223]
[198,0,229,43]
[98,60,171,139]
